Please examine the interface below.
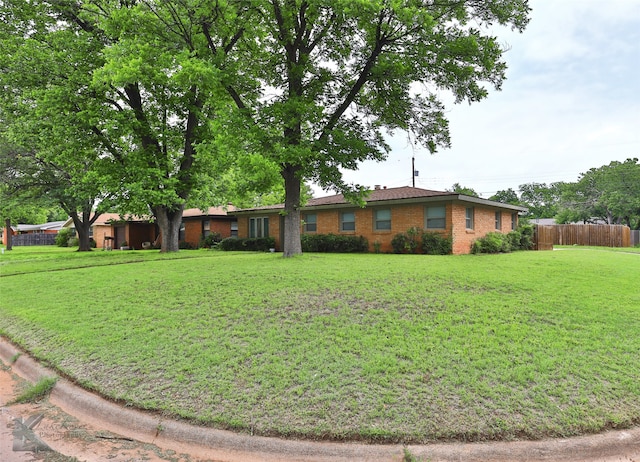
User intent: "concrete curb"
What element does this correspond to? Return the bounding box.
[1,338,639,461]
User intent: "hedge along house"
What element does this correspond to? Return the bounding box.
[233,186,528,255]
[63,206,237,250]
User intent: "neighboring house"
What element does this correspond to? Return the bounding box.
[63,206,237,250]
[2,221,66,246]
[233,186,528,255]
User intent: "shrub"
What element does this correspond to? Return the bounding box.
[200,232,222,248]
[391,227,421,254]
[421,232,452,255]
[507,224,534,251]
[68,237,79,247]
[55,228,71,247]
[472,232,511,254]
[391,233,409,254]
[219,237,276,252]
[301,233,368,253]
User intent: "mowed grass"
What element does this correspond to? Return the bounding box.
[0,246,639,443]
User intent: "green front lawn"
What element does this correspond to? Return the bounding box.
[1,246,639,443]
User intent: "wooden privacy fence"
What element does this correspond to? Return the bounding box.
[534,224,631,249]
[11,233,57,246]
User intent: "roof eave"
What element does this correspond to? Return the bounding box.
[234,194,528,213]
[454,194,529,212]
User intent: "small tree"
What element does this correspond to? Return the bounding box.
[519,182,566,219]
[489,188,521,205]
[55,228,72,247]
[448,183,480,197]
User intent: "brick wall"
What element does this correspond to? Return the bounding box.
[184,221,202,247]
[451,205,518,254]
[210,220,233,237]
[93,225,112,249]
[184,218,236,248]
[304,204,443,253]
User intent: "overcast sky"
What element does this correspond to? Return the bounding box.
[322,0,640,199]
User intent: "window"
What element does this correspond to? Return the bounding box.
[203,219,211,237]
[465,207,474,229]
[340,211,355,232]
[230,220,238,237]
[426,206,446,229]
[511,213,518,230]
[495,211,502,230]
[303,214,317,233]
[179,222,185,241]
[249,217,269,238]
[374,209,391,230]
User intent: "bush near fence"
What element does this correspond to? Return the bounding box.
[534,224,631,249]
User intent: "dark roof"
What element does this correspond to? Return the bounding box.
[308,186,451,206]
[235,186,528,213]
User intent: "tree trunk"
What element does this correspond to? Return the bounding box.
[70,212,94,252]
[4,218,12,251]
[154,205,184,252]
[282,164,302,257]
[77,225,92,251]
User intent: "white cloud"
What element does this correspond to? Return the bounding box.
[322,0,640,199]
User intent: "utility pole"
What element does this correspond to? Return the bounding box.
[412,156,415,187]
[412,156,419,187]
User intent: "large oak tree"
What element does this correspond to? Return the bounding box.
[214,0,531,256]
[1,0,268,252]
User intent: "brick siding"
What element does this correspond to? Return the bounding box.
[184,218,236,248]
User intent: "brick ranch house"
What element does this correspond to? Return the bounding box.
[63,206,237,250]
[233,186,528,255]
